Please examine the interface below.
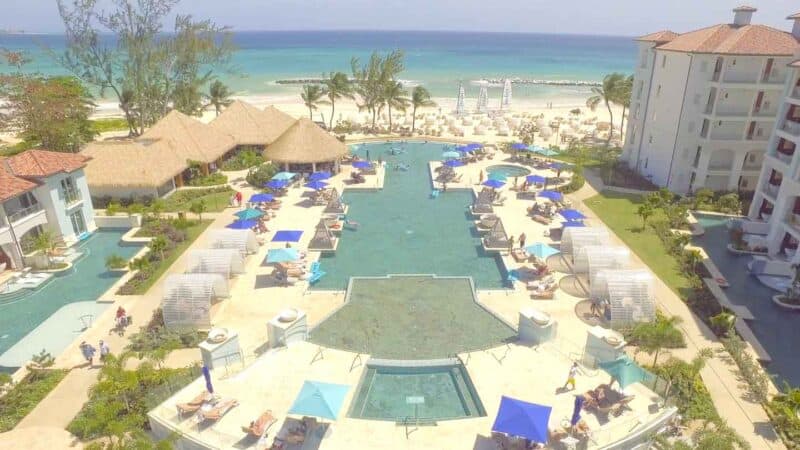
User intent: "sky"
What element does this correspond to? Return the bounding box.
[1,0,798,36]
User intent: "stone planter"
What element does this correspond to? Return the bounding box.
[772,295,800,311]
[726,243,768,256]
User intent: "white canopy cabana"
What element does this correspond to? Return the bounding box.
[591,269,656,328]
[483,218,510,250]
[470,188,495,215]
[186,249,245,278]
[308,219,338,251]
[501,78,512,109]
[161,273,229,329]
[573,245,630,282]
[456,82,466,116]
[562,227,609,255]
[207,229,259,256]
[323,188,347,215]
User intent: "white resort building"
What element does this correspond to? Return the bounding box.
[0,150,95,270]
[621,6,800,194]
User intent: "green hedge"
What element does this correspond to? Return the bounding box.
[0,369,68,432]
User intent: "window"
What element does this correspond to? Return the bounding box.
[656,85,662,98]
[644,158,649,169]
[648,135,654,144]
[661,55,667,68]
[60,177,81,204]
[69,210,87,236]
[749,153,756,162]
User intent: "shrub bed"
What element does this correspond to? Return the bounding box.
[187,172,228,187]
[0,369,68,432]
[221,148,263,171]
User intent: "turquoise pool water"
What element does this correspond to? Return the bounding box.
[349,362,485,421]
[313,141,506,290]
[0,229,143,368]
[693,214,800,386]
[486,164,531,180]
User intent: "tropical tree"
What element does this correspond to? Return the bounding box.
[300,84,328,121]
[636,203,654,230]
[148,236,168,261]
[56,0,234,135]
[205,80,233,116]
[586,72,625,146]
[612,74,634,133]
[382,80,410,131]
[628,315,685,366]
[350,50,405,129]
[324,72,353,129]
[410,86,435,133]
[29,231,58,269]
[189,199,207,221]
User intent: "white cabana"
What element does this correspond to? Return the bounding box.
[161,273,229,329]
[308,219,339,252]
[590,269,656,328]
[501,78,512,109]
[477,85,489,113]
[207,229,259,256]
[186,249,245,277]
[456,82,466,116]
[561,227,609,255]
[483,218,510,250]
[323,188,347,215]
[573,245,630,282]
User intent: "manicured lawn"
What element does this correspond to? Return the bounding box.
[584,191,692,295]
[131,220,213,294]
[162,187,233,213]
[89,117,130,134]
[0,369,68,432]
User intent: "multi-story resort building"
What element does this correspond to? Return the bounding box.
[0,150,95,270]
[622,6,800,194]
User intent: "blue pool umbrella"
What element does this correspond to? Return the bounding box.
[571,395,584,426]
[533,147,560,157]
[537,190,563,201]
[562,221,585,228]
[304,180,329,190]
[234,208,265,220]
[560,209,587,221]
[272,230,304,242]
[492,396,552,443]
[444,159,465,168]
[227,219,257,229]
[309,171,332,181]
[483,179,506,189]
[442,151,461,159]
[266,247,300,263]
[288,381,350,421]
[202,366,214,394]
[265,179,289,189]
[511,143,529,151]
[598,356,653,389]
[524,243,560,259]
[526,174,547,184]
[466,142,483,150]
[249,193,274,203]
[352,161,372,169]
[454,145,471,152]
[272,171,297,181]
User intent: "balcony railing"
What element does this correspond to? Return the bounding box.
[775,151,794,165]
[792,87,800,100]
[6,203,43,223]
[785,211,800,230]
[783,120,800,136]
[64,189,82,205]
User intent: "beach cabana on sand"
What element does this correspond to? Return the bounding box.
[482,218,510,252]
[561,226,609,255]
[308,219,339,252]
[207,229,259,256]
[82,139,189,199]
[323,188,348,215]
[573,245,630,283]
[210,101,296,151]
[590,269,656,328]
[161,273,229,330]
[263,118,348,174]
[186,249,246,278]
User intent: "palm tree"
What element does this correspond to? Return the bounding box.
[382,81,410,131]
[586,72,625,146]
[30,231,57,269]
[206,80,233,116]
[300,84,328,121]
[149,236,168,261]
[613,75,634,135]
[324,72,353,130]
[410,86,436,133]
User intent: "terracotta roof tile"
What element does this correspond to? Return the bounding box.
[0,160,38,203]
[788,12,800,20]
[636,30,679,43]
[657,23,799,56]
[5,149,90,178]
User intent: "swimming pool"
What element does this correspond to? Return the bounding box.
[312,141,506,290]
[349,360,485,421]
[693,213,800,386]
[0,229,143,369]
[486,164,531,179]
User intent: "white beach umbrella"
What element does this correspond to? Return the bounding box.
[456,82,466,116]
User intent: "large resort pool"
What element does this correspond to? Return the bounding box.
[0,229,142,369]
[312,141,506,290]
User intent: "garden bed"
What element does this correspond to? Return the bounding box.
[162,186,233,212]
[0,369,68,432]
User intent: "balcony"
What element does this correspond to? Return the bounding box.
[783,120,800,136]
[7,203,43,224]
[722,71,759,84]
[764,182,781,198]
[775,151,794,166]
[792,87,800,101]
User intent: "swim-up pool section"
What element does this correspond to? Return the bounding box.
[312,141,506,290]
[349,360,485,422]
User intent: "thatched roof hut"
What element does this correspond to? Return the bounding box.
[210,101,295,146]
[263,118,347,166]
[139,110,236,164]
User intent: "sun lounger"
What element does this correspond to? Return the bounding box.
[176,390,212,415]
[197,398,239,423]
[242,410,277,438]
[531,214,551,225]
[531,289,555,300]
[511,248,531,262]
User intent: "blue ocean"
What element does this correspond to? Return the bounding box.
[0,31,636,103]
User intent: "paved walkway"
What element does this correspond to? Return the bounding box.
[577,171,784,450]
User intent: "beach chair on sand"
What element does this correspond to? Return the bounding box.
[242,410,277,438]
[197,398,239,423]
[176,390,212,416]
